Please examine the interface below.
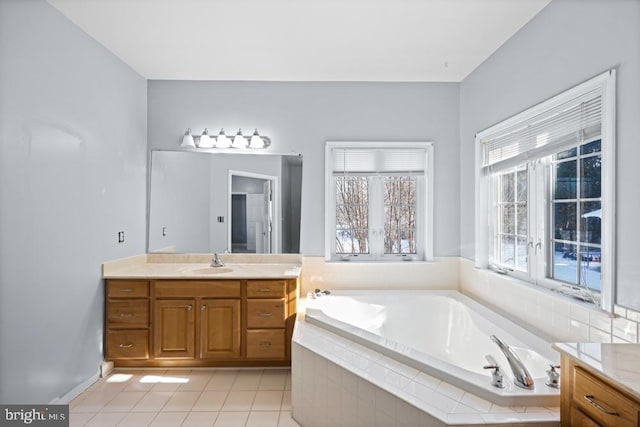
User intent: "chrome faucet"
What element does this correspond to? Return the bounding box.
[490,335,534,390]
[210,253,225,267]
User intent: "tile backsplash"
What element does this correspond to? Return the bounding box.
[458,258,640,345]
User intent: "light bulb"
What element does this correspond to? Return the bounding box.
[249,128,264,148]
[181,128,196,148]
[198,128,214,148]
[216,128,230,148]
[232,129,247,148]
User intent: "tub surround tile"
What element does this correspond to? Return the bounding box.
[612,316,639,342]
[458,257,640,345]
[300,256,460,294]
[293,323,560,426]
[589,326,612,343]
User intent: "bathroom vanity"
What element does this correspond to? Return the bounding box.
[554,343,640,426]
[102,254,301,367]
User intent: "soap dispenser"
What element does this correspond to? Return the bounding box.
[546,364,561,388]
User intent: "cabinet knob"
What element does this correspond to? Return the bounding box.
[201,305,206,311]
[187,305,193,311]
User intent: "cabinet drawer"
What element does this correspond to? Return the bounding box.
[107,280,149,298]
[246,280,286,298]
[570,406,600,427]
[107,330,149,360]
[155,281,241,298]
[246,329,285,359]
[573,367,640,427]
[107,301,149,328]
[247,299,286,328]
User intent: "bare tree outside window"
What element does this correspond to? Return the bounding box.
[384,176,417,254]
[335,176,369,254]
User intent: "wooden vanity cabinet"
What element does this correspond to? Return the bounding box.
[105,277,297,367]
[105,280,150,361]
[153,280,241,362]
[561,355,640,426]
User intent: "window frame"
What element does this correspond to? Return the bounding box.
[325,141,434,262]
[475,70,616,312]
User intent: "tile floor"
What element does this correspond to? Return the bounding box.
[69,368,299,427]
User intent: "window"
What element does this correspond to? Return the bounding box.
[325,142,433,261]
[495,167,528,272]
[476,70,616,311]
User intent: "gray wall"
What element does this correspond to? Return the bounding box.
[148,81,461,257]
[459,0,640,309]
[0,0,147,403]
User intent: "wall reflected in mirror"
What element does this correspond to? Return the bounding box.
[148,150,302,254]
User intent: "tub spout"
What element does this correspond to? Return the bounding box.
[490,335,534,390]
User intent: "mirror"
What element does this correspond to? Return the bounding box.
[148,150,302,254]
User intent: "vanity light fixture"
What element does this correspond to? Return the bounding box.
[180,127,272,150]
[197,128,214,148]
[249,128,269,148]
[232,129,248,148]
[216,128,231,148]
[181,128,196,148]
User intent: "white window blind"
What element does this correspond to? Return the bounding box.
[480,85,603,172]
[331,148,426,175]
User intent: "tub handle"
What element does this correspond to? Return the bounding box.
[484,355,504,389]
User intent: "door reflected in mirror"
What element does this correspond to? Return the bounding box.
[148,150,302,254]
[230,173,275,254]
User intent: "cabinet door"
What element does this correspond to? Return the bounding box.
[154,299,195,359]
[200,299,241,359]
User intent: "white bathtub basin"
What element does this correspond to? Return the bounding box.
[304,290,560,406]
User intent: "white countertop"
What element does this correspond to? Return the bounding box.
[553,342,640,400]
[102,253,302,279]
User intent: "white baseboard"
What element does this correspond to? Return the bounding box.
[49,370,101,405]
[100,361,114,378]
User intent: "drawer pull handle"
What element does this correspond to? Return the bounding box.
[121,288,134,292]
[118,313,133,318]
[258,288,272,292]
[259,312,273,317]
[584,395,619,416]
[259,341,272,347]
[119,343,133,348]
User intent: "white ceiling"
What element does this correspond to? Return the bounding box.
[47,0,551,82]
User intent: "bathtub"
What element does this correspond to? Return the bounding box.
[304,290,560,407]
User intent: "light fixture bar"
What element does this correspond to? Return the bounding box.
[182,128,271,150]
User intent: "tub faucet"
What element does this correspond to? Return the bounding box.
[210,253,225,267]
[490,335,534,390]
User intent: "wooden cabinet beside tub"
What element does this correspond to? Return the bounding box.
[560,354,640,426]
[104,278,297,367]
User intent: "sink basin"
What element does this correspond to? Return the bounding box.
[187,267,233,275]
